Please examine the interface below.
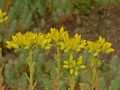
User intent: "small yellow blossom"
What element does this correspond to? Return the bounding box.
[0,9,8,23]
[47,26,69,43]
[86,36,114,56]
[63,53,86,76]
[61,33,86,53]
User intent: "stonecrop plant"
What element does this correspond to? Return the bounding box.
[6,32,52,90]
[0,9,7,90]
[0,9,8,23]
[84,36,114,90]
[46,27,87,90]
[5,26,114,90]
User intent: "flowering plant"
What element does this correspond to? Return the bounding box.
[0,9,8,23]
[6,26,114,90]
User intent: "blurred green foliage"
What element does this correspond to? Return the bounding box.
[0,0,118,42]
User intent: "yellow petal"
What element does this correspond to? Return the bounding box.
[0,9,2,16]
[70,69,74,74]
[24,46,30,50]
[44,46,51,50]
[106,48,114,53]
[63,61,68,64]
[60,26,64,33]
[0,19,3,23]
[75,71,78,76]
[3,12,6,16]
[63,65,69,68]
[80,65,86,69]
[4,16,8,21]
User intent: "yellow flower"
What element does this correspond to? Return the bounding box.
[36,33,51,50]
[46,27,86,53]
[61,33,86,53]
[6,32,51,51]
[73,33,86,52]
[63,53,86,76]
[86,36,114,56]
[47,27,68,42]
[102,42,114,53]
[0,9,8,23]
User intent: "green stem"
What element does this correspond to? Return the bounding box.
[54,47,61,90]
[91,67,99,90]
[27,51,36,90]
[69,75,75,90]
[68,52,75,90]
[56,47,61,77]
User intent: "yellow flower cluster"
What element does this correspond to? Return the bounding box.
[63,53,86,76]
[86,36,114,56]
[47,27,86,53]
[46,27,114,76]
[6,32,51,51]
[46,27,69,45]
[0,9,8,23]
[60,33,86,53]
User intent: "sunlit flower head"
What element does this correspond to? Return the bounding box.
[6,32,51,52]
[60,33,86,53]
[46,26,69,45]
[86,36,114,56]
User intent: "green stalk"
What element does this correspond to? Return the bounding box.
[68,75,75,90]
[27,51,37,90]
[56,47,61,78]
[91,67,100,90]
[53,47,62,90]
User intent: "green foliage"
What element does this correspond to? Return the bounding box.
[108,55,120,90]
[4,53,28,89]
[51,0,72,20]
[109,68,120,90]
[79,55,120,90]
[35,53,55,90]
[0,0,4,9]
[96,0,118,6]
[74,0,93,14]
[4,60,18,89]
[99,77,107,90]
